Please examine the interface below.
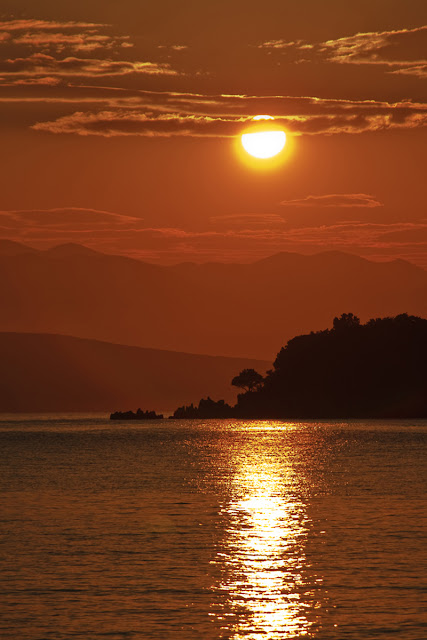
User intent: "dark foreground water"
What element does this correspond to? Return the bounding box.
[1,417,426,640]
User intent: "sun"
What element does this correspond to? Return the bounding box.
[242,130,287,159]
[241,116,286,159]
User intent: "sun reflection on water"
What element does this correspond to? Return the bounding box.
[211,427,314,638]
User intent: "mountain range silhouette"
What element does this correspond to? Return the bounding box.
[1,240,426,359]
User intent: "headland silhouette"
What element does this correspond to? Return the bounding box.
[168,313,427,419]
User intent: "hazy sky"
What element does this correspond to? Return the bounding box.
[1,0,426,265]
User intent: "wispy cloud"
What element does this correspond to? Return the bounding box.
[210,214,286,227]
[10,32,132,53]
[157,44,188,51]
[30,96,427,137]
[389,64,427,79]
[0,53,178,80]
[0,18,178,85]
[0,19,133,53]
[31,110,243,136]
[259,26,427,78]
[0,19,126,53]
[280,194,383,208]
[0,20,108,31]
[2,86,426,127]
[0,207,145,237]
[318,26,427,73]
[1,18,427,139]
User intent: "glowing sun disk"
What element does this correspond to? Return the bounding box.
[241,130,287,159]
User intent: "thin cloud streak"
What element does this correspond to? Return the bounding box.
[0,54,178,79]
[280,194,383,208]
[0,19,123,53]
[2,86,427,130]
[0,207,145,233]
[210,214,286,227]
[10,32,132,53]
[260,25,427,78]
[30,101,427,137]
[0,20,108,31]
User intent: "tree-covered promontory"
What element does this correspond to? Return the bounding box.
[172,314,427,419]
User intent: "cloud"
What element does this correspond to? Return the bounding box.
[30,97,427,137]
[1,18,426,139]
[319,26,427,70]
[210,214,286,227]
[0,20,107,31]
[157,44,188,51]
[0,19,123,53]
[280,194,383,208]
[0,53,178,80]
[0,207,145,238]
[0,18,177,84]
[31,110,244,136]
[10,32,132,53]
[2,86,426,129]
[390,64,427,79]
[11,76,61,86]
[259,26,427,78]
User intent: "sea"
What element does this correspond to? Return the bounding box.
[1,416,426,640]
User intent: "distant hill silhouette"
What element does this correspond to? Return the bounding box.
[0,242,426,359]
[43,243,100,258]
[0,239,38,256]
[172,314,427,419]
[0,333,268,412]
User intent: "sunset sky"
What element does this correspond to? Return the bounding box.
[1,0,426,266]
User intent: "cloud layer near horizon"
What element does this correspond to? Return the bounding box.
[0,207,146,241]
[1,206,426,269]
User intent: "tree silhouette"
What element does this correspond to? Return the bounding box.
[172,397,234,419]
[333,312,360,331]
[231,368,264,393]
[240,313,427,418]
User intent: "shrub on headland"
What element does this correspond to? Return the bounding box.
[172,397,234,419]
[110,408,163,420]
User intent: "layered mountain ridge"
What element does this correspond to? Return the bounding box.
[1,241,426,359]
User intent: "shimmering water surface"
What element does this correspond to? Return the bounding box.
[1,417,426,639]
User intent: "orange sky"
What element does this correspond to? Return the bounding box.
[1,0,427,266]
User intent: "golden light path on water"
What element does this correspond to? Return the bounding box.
[211,422,316,639]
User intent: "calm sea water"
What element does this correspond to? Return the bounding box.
[1,416,426,640]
